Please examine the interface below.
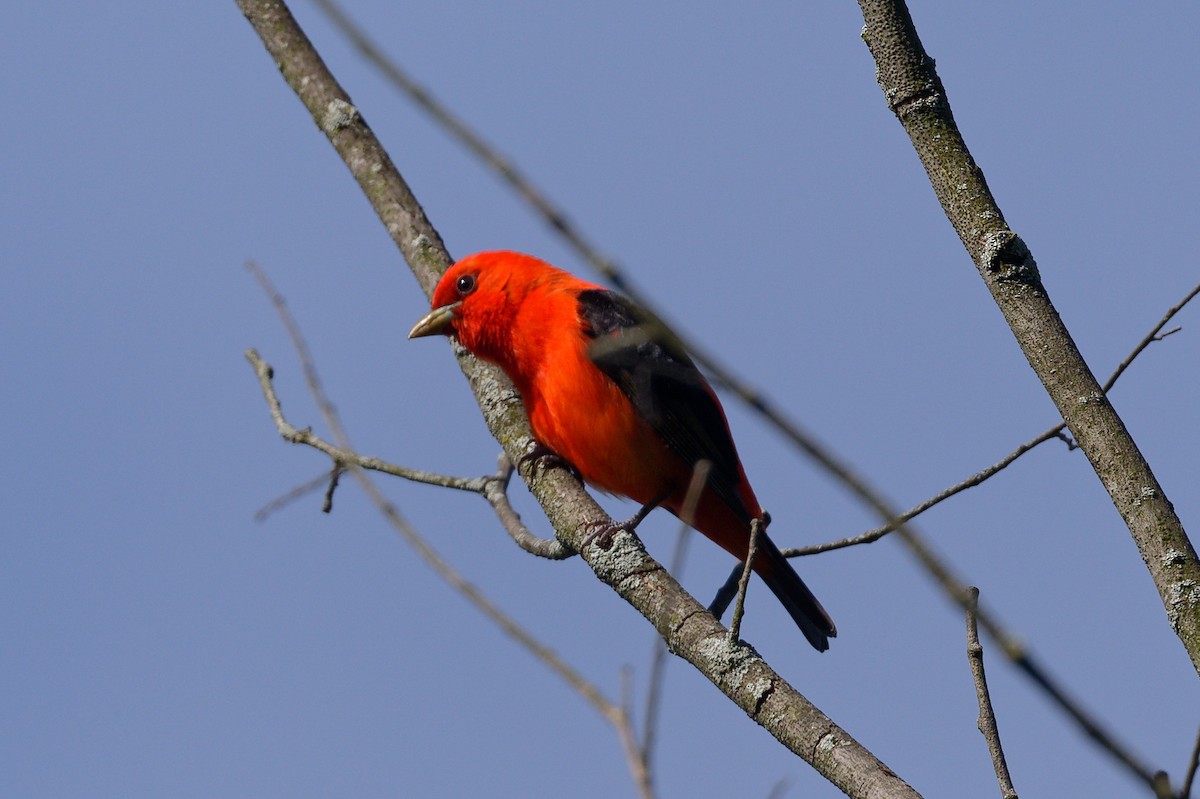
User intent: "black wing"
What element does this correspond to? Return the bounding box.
[578,289,750,524]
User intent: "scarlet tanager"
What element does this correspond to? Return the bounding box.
[410,251,836,650]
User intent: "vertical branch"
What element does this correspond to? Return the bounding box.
[727,517,762,642]
[1181,721,1200,799]
[640,462,705,775]
[856,0,1200,674]
[965,589,1018,799]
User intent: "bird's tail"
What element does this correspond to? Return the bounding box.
[753,533,837,652]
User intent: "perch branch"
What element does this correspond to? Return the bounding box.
[236,2,919,794]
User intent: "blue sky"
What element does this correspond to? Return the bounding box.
[3,2,1197,797]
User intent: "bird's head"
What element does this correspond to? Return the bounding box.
[408,251,567,360]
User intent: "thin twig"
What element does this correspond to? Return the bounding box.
[321,464,343,513]
[619,667,656,799]
[860,0,1200,676]
[307,0,862,509]
[728,517,762,643]
[1101,283,1200,393]
[1182,720,1200,799]
[307,6,1187,785]
[254,470,336,521]
[245,262,571,559]
[239,4,918,792]
[785,279,1200,557]
[899,529,1165,790]
[640,462,707,771]
[965,588,1018,799]
[247,349,614,705]
[247,271,645,793]
[482,454,573,559]
[245,347,568,562]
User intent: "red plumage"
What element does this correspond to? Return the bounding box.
[410,251,835,650]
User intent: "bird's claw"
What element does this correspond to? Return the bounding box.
[518,443,580,480]
[579,500,660,551]
[580,519,631,551]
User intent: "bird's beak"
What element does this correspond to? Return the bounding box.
[408,301,462,339]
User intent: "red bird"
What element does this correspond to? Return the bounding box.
[410,251,836,650]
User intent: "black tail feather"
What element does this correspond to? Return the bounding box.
[708,535,835,652]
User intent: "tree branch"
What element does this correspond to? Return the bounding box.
[1182,720,1200,799]
[236,1,920,794]
[301,0,1189,785]
[247,311,647,792]
[965,588,1018,799]
[856,0,1200,674]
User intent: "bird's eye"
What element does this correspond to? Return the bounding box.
[456,274,477,296]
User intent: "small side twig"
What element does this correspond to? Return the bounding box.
[783,278,1200,558]
[246,347,569,557]
[965,588,1018,799]
[900,528,1166,791]
[245,261,572,560]
[246,266,641,792]
[640,461,707,773]
[483,454,573,559]
[1182,720,1200,799]
[239,2,918,791]
[246,351,614,714]
[1101,282,1200,394]
[619,667,655,799]
[321,464,343,513]
[727,517,763,643]
[254,470,336,521]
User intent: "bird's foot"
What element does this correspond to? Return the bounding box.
[580,500,661,551]
[580,519,630,551]
[517,443,580,481]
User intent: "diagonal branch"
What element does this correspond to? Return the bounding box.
[245,273,647,793]
[236,1,920,795]
[1182,721,1200,799]
[303,1,1186,786]
[856,0,1200,675]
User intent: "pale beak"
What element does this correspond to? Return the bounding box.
[408,301,462,339]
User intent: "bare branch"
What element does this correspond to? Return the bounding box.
[320,465,343,513]
[1182,720,1200,799]
[900,530,1166,791]
[640,463,705,773]
[1102,283,1200,393]
[304,7,1195,777]
[965,588,1018,799]
[619,667,656,799]
[247,350,617,710]
[728,517,762,643]
[237,5,920,792]
[253,470,335,521]
[639,527,688,774]
[246,260,571,559]
[482,454,573,559]
[248,332,639,791]
[857,0,1200,673]
[786,278,1200,557]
